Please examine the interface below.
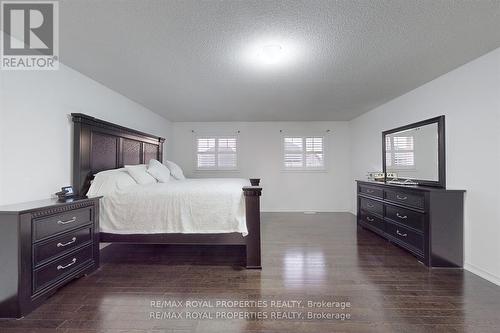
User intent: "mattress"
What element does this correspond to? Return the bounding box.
[96,178,249,236]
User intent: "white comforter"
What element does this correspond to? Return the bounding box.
[98,178,249,236]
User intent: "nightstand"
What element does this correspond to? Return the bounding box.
[0,197,101,318]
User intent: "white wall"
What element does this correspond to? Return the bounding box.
[172,122,351,212]
[350,47,500,285]
[0,64,172,206]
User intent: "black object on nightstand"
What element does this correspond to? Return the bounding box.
[0,196,101,318]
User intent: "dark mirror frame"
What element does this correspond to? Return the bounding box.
[382,115,446,188]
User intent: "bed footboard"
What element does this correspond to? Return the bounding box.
[243,185,262,269]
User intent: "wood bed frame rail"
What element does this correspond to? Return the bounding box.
[71,113,262,269]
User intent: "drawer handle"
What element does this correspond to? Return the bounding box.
[57,237,77,247]
[57,258,77,270]
[57,217,77,225]
[396,213,408,219]
[366,189,374,194]
[367,203,375,208]
[366,216,374,222]
[396,194,408,200]
[396,230,408,237]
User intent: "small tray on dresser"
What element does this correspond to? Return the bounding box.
[0,196,101,318]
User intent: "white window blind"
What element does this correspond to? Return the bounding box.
[284,136,325,170]
[393,136,414,151]
[196,136,237,170]
[386,136,415,168]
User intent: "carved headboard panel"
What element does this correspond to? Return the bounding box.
[72,113,165,196]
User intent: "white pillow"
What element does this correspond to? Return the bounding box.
[165,160,185,180]
[125,164,157,185]
[147,159,171,183]
[87,169,137,196]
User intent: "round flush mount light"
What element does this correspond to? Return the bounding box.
[241,38,300,70]
[260,44,283,64]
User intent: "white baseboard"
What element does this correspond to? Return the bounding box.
[464,263,500,286]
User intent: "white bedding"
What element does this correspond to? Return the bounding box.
[94,178,249,236]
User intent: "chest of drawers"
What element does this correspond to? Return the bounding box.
[0,197,101,318]
[357,181,464,267]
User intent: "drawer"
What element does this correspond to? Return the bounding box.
[359,197,383,216]
[385,189,424,210]
[386,222,423,253]
[33,227,93,267]
[33,245,93,293]
[358,185,383,199]
[385,205,424,232]
[360,211,385,232]
[33,207,93,241]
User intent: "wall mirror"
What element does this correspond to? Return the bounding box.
[382,115,445,188]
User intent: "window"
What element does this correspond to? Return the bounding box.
[283,136,325,170]
[196,136,237,170]
[386,135,415,168]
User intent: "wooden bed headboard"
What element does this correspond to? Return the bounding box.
[72,113,165,196]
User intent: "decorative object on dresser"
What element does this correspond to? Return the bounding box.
[0,197,101,318]
[366,172,385,182]
[357,180,465,267]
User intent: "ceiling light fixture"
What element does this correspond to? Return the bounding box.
[260,44,283,64]
[241,38,300,70]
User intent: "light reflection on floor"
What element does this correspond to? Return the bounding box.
[283,249,326,288]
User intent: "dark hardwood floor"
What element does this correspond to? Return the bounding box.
[2,212,500,332]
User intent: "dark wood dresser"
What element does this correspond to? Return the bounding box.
[0,197,101,318]
[356,180,465,267]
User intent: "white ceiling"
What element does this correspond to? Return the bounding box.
[59,0,500,121]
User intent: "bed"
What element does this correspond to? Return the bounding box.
[71,113,262,268]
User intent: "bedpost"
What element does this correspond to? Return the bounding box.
[243,185,262,269]
[72,113,92,196]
